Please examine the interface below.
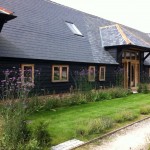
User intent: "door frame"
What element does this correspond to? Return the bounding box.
[122,50,140,88]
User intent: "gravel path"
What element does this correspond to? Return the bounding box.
[78,118,150,150]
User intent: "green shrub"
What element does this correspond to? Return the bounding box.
[27,96,43,113]
[110,88,129,98]
[114,110,138,123]
[33,122,52,148]
[0,102,31,149]
[85,91,97,102]
[25,87,131,112]
[88,117,114,134]
[43,97,62,110]
[67,92,87,106]
[17,139,39,150]
[25,139,40,150]
[76,117,114,137]
[143,84,149,94]
[0,102,52,150]
[76,125,90,137]
[96,91,111,101]
[140,106,150,115]
[137,83,149,94]
[137,83,143,93]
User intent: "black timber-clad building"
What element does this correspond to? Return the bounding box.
[0,0,150,94]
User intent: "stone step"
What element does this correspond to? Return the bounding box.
[51,139,84,150]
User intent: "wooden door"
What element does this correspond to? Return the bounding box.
[123,60,139,88]
[130,63,135,87]
[122,51,140,89]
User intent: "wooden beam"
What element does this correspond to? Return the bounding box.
[118,49,123,59]
[116,24,132,45]
[143,52,150,61]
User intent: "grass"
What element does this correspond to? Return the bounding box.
[0,117,3,136]
[140,106,150,114]
[114,110,138,123]
[28,93,150,145]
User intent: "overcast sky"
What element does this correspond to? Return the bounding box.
[51,0,150,33]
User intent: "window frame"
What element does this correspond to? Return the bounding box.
[21,64,34,83]
[52,65,69,82]
[99,66,106,81]
[66,22,83,36]
[122,51,139,60]
[88,66,95,82]
[149,68,150,77]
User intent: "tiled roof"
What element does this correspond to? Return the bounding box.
[100,24,150,48]
[0,0,149,65]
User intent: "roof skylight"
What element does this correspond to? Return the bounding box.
[66,22,83,36]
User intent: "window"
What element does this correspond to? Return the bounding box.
[66,22,83,36]
[52,65,69,82]
[122,51,139,60]
[88,66,95,81]
[21,64,34,83]
[131,52,136,60]
[99,66,106,81]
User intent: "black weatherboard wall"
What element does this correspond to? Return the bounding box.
[0,58,117,94]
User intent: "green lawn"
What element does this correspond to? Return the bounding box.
[29,93,150,145]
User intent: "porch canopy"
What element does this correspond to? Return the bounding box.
[100,24,150,64]
[100,24,150,51]
[0,6,16,32]
[0,6,16,22]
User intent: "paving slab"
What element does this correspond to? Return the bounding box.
[51,139,84,150]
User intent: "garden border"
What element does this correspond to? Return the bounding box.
[71,116,150,150]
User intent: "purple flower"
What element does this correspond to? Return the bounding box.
[1,80,6,83]
[12,77,16,81]
[80,69,88,76]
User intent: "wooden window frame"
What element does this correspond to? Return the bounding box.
[88,66,95,82]
[99,66,106,81]
[122,51,139,61]
[52,65,69,82]
[21,64,34,83]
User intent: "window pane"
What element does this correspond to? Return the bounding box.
[122,52,125,59]
[101,68,104,79]
[89,67,95,81]
[62,67,68,80]
[136,52,139,60]
[66,22,83,36]
[24,66,32,82]
[131,52,136,60]
[54,67,60,81]
[126,52,130,59]
[100,67,105,80]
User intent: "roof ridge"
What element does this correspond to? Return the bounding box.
[99,24,116,29]
[116,24,132,45]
